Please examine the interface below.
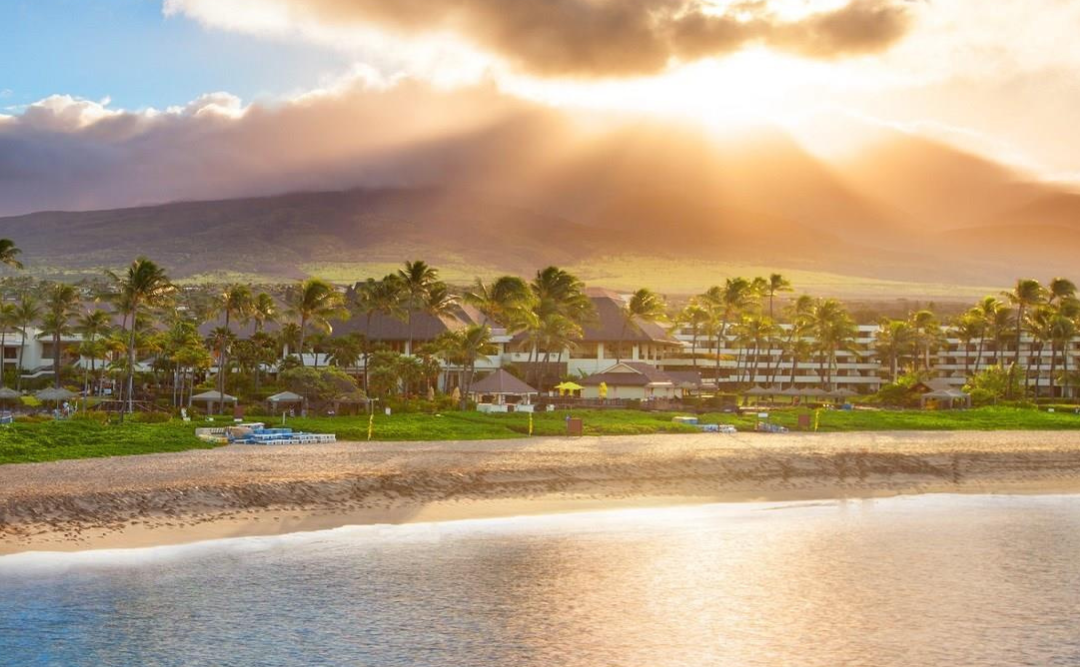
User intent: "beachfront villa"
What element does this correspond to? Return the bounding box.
[578,362,682,400]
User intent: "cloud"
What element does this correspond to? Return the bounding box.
[166,0,915,78]
[0,78,556,216]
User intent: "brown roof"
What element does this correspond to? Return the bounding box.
[331,303,482,342]
[470,369,537,395]
[580,362,679,386]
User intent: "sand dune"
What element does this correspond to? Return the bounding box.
[2,431,1080,554]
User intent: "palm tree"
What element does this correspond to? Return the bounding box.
[909,310,942,373]
[528,267,594,388]
[424,281,459,320]
[75,309,113,396]
[250,292,277,334]
[38,284,80,389]
[464,276,532,327]
[1003,278,1046,398]
[397,260,439,355]
[874,318,916,383]
[762,273,793,320]
[773,294,814,387]
[205,326,237,413]
[287,278,347,366]
[677,301,710,369]
[438,324,494,408]
[616,288,666,363]
[810,298,856,391]
[952,311,984,379]
[701,278,754,389]
[107,258,176,413]
[215,285,254,403]
[353,275,404,391]
[0,239,23,270]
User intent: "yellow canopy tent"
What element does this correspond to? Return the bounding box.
[554,381,584,396]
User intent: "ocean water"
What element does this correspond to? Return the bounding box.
[3,495,1080,666]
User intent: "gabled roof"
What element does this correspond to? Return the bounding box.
[580,362,678,386]
[470,369,537,395]
[913,378,957,393]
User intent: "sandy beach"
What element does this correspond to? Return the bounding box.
[3,430,1080,555]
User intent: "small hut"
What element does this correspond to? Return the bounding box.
[266,391,305,415]
[191,390,238,414]
[913,379,971,410]
[470,370,537,409]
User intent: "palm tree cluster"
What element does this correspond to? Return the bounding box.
[674,274,858,389]
[350,264,600,391]
[875,277,1080,399]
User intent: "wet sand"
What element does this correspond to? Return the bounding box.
[3,431,1080,554]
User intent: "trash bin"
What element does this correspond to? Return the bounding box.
[566,417,583,436]
[797,414,811,430]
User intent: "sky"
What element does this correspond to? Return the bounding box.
[2,0,1080,216]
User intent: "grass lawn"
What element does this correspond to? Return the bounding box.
[3,407,1080,466]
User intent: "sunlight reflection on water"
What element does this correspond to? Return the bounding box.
[3,495,1080,666]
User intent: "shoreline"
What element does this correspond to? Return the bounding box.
[3,430,1080,555]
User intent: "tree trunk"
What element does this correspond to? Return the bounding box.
[127,304,138,414]
[17,329,26,392]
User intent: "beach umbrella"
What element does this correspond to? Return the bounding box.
[35,387,78,402]
[191,390,238,403]
[451,386,461,404]
[0,386,21,402]
[743,386,771,396]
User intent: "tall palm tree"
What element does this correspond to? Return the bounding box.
[952,311,984,379]
[353,275,404,391]
[616,288,666,363]
[75,309,113,396]
[13,295,41,392]
[677,301,710,369]
[0,239,23,270]
[529,267,594,387]
[810,298,856,391]
[39,284,80,389]
[1003,278,1046,398]
[438,325,494,408]
[701,278,754,390]
[762,273,793,320]
[909,310,942,373]
[874,318,916,383]
[397,260,439,355]
[107,258,176,413]
[773,294,814,387]
[216,285,254,402]
[287,278,346,366]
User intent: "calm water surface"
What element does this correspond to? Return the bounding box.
[3,495,1080,666]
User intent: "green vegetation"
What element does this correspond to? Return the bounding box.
[4,407,1080,466]
[0,419,214,465]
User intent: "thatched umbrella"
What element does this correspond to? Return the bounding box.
[0,386,21,403]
